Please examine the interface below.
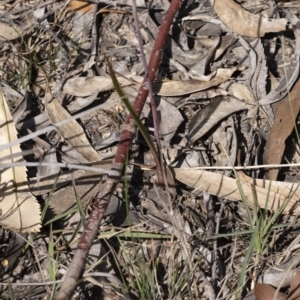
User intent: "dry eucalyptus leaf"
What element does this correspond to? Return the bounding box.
[259,54,300,105]
[258,268,298,289]
[158,99,184,142]
[38,147,60,178]
[46,98,103,162]
[250,38,268,100]
[220,82,255,103]
[259,12,300,105]
[263,78,300,180]
[29,159,112,196]
[209,0,287,37]
[237,171,300,200]
[187,96,249,144]
[63,66,242,97]
[63,75,143,97]
[0,22,22,41]
[173,168,300,214]
[254,282,287,300]
[154,66,244,96]
[189,36,220,75]
[0,89,41,232]
[72,11,94,50]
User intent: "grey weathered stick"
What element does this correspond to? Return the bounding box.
[55,1,182,299]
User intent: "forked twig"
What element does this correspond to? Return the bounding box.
[55,1,182,299]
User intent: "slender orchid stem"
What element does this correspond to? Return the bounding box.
[131,0,164,185]
[56,1,182,299]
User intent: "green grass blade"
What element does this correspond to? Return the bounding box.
[41,171,62,221]
[107,61,160,165]
[236,234,255,298]
[48,227,56,282]
[43,208,79,226]
[72,179,86,228]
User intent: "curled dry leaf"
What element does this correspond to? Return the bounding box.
[158,99,184,142]
[173,168,300,214]
[209,0,287,37]
[259,54,300,105]
[259,12,300,106]
[258,267,298,289]
[220,82,255,102]
[46,98,103,163]
[187,95,249,144]
[0,88,41,232]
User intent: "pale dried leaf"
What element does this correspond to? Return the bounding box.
[220,82,255,102]
[237,172,300,200]
[46,98,103,162]
[63,75,143,97]
[259,12,300,105]
[0,22,22,41]
[173,168,300,214]
[0,89,41,232]
[38,147,60,178]
[72,11,94,49]
[249,38,268,100]
[187,96,248,144]
[155,66,244,96]
[259,54,300,105]
[209,0,287,37]
[158,99,184,142]
[259,269,298,289]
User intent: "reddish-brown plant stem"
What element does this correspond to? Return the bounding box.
[55,1,182,299]
[132,0,164,185]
